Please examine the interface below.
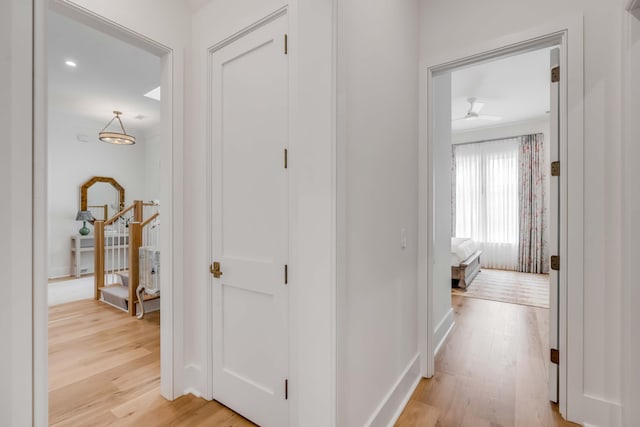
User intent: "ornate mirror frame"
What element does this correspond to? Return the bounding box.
[80,176,126,212]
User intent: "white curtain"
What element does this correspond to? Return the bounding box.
[454,139,520,270]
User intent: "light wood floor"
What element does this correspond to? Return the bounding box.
[51,297,578,426]
[396,295,578,427]
[49,299,255,427]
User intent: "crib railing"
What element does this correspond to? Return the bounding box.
[94,200,160,316]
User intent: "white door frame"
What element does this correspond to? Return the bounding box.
[33,0,180,424]
[418,16,584,422]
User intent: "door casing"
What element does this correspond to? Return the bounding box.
[33,1,181,425]
[419,17,584,422]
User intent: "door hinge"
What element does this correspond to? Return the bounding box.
[551,66,560,83]
[550,348,560,365]
[551,161,560,177]
[284,148,288,169]
[284,264,288,285]
[285,379,288,400]
[550,255,560,271]
[284,34,288,55]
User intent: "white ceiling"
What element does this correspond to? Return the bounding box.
[47,11,161,133]
[451,47,554,132]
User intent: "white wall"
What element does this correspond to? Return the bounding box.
[420,1,625,425]
[47,110,151,278]
[336,0,420,426]
[187,1,336,426]
[0,0,34,425]
[144,130,162,202]
[622,8,640,427]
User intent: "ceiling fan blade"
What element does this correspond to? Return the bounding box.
[470,102,484,114]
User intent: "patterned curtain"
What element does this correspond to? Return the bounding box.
[518,134,548,273]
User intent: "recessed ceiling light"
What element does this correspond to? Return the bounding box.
[65,60,77,67]
[144,86,161,101]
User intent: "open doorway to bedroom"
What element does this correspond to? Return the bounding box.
[400,36,574,425]
[449,49,552,310]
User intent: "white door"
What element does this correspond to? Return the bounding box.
[210,12,289,427]
[548,47,560,403]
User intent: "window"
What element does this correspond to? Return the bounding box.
[454,138,519,269]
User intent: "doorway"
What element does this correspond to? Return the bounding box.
[34,1,177,423]
[449,47,555,312]
[419,30,576,421]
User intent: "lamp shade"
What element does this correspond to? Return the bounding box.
[75,210,94,222]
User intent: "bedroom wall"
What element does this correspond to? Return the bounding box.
[47,110,148,278]
[420,0,625,425]
[336,0,419,425]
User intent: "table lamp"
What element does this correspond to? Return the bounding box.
[75,210,94,236]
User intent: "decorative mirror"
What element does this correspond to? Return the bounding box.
[80,176,125,221]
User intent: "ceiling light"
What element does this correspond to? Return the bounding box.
[144,86,161,101]
[98,111,136,145]
[65,60,77,67]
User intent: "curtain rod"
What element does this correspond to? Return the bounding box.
[451,132,541,147]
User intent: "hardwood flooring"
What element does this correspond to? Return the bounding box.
[51,297,577,426]
[395,296,578,427]
[49,299,255,427]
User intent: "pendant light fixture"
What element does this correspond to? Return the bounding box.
[99,110,136,145]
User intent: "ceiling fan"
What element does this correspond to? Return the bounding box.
[453,97,502,122]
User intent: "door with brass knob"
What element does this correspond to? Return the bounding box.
[210,262,222,278]
[209,12,290,427]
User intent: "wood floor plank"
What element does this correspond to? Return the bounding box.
[49,299,256,427]
[395,296,579,427]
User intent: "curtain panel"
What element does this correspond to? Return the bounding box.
[454,139,520,270]
[517,134,549,273]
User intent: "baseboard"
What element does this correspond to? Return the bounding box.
[183,363,205,398]
[580,395,622,427]
[48,266,71,279]
[183,387,202,398]
[366,354,421,427]
[434,308,455,355]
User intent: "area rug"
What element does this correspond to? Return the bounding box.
[48,276,94,306]
[452,268,549,309]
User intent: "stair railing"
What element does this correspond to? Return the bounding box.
[94,200,160,316]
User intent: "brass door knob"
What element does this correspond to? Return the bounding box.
[210,261,223,278]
